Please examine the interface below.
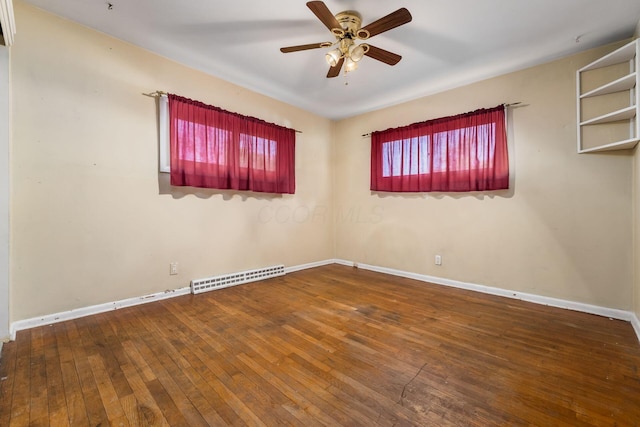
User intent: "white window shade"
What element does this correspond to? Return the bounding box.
[159,94,170,173]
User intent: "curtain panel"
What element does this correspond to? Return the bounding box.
[371,105,509,192]
[169,94,295,194]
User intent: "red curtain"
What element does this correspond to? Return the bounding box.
[371,105,509,192]
[169,94,295,194]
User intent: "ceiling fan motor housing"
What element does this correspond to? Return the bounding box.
[334,11,362,38]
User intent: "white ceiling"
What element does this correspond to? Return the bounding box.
[21,0,640,119]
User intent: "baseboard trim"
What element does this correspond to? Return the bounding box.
[334,259,354,267]
[284,259,336,274]
[336,259,640,342]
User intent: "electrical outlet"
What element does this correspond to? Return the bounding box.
[170,262,178,275]
[435,255,442,266]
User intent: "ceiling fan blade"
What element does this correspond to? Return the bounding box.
[357,8,412,39]
[307,1,342,33]
[327,57,345,78]
[280,42,332,53]
[364,45,402,66]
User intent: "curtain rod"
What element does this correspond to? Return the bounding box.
[144,91,302,133]
[360,102,522,138]
[144,90,167,97]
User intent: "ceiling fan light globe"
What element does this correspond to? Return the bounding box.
[345,57,358,73]
[325,53,338,67]
[325,49,342,67]
[350,45,366,62]
[326,48,342,66]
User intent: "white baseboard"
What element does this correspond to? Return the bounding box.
[337,259,640,343]
[334,259,354,267]
[284,259,336,274]
[9,259,640,345]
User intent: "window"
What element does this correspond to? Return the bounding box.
[163,94,295,194]
[371,105,508,192]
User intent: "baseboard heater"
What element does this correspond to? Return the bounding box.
[190,264,285,295]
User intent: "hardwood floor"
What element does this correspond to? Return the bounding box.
[1,264,639,426]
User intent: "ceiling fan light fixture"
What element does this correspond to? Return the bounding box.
[325,48,342,66]
[349,44,367,62]
[281,2,412,78]
[345,57,358,73]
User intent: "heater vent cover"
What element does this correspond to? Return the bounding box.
[190,265,285,294]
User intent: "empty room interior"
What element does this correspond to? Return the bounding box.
[2,0,640,425]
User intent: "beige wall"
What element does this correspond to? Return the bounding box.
[10,2,334,321]
[333,43,633,310]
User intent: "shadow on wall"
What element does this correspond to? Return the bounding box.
[371,187,514,201]
[157,173,283,201]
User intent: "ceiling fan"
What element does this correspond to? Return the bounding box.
[280,1,412,78]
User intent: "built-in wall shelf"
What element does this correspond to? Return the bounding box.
[577,39,639,153]
[580,105,636,126]
[578,138,640,153]
[580,73,636,98]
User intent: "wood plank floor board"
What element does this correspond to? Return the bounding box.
[43,326,70,427]
[144,377,192,427]
[0,328,18,426]
[28,327,50,426]
[58,359,91,426]
[1,264,640,426]
[86,353,128,423]
[53,322,90,426]
[65,315,119,425]
[56,322,91,426]
[86,313,135,401]
[124,320,210,427]
[116,345,172,426]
